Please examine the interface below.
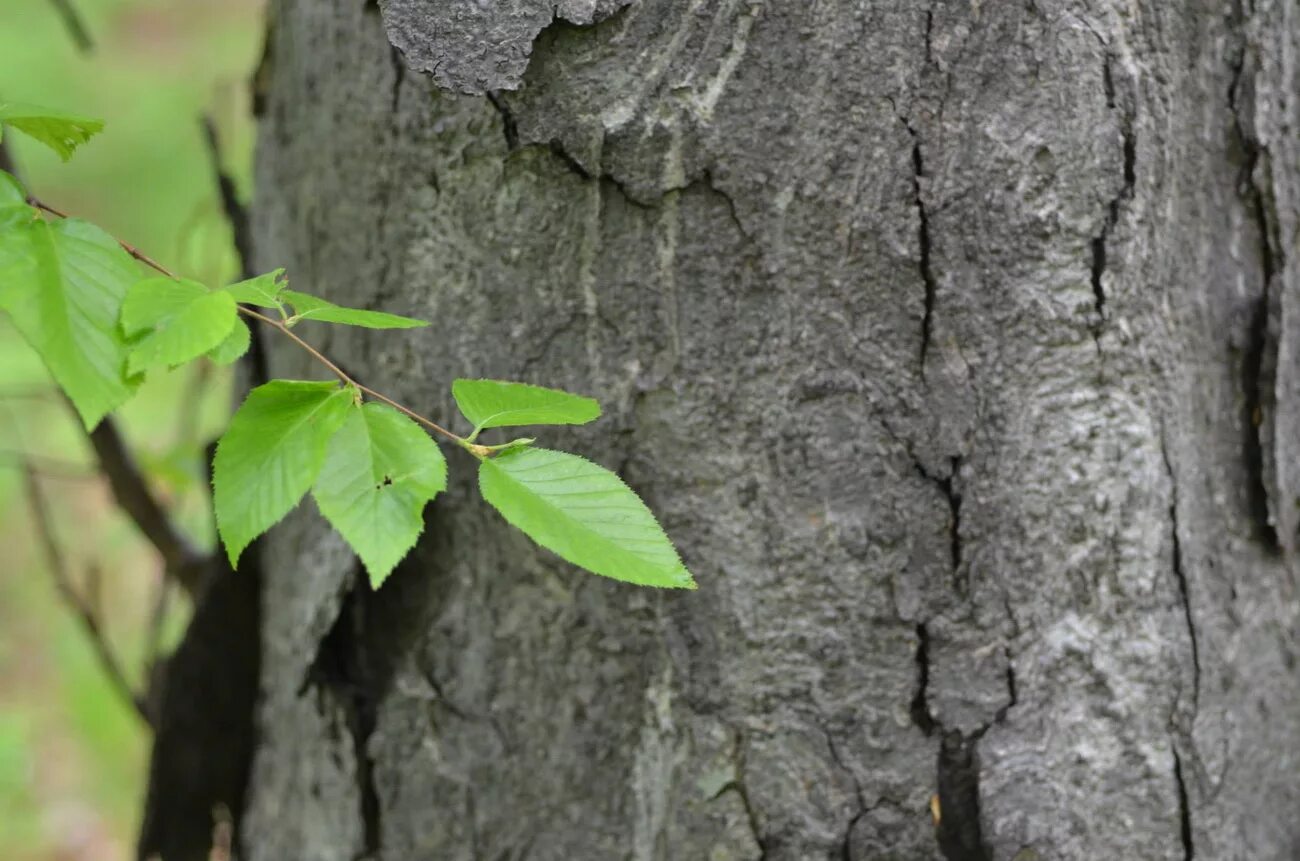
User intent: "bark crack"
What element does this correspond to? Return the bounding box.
[716,731,768,860]
[487,92,520,151]
[305,582,383,859]
[388,45,406,113]
[1090,51,1136,344]
[935,732,990,861]
[1173,748,1195,860]
[913,456,964,583]
[910,622,936,734]
[1160,435,1200,713]
[904,121,937,372]
[905,615,1005,860]
[820,722,872,860]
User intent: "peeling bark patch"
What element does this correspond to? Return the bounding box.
[378,0,633,94]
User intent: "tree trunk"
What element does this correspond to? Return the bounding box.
[227,0,1300,858]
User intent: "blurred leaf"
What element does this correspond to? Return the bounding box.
[0,102,103,161]
[0,216,140,428]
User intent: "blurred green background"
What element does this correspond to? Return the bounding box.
[0,0,264,857]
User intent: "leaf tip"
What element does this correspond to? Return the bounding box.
[223,537,245,571]
[367,564,395,590]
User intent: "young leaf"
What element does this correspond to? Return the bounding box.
[206,317,252,365]
[0,217,140,428]
[452,379,601,435]
[213,380,354,567]
[121,277,237,374]
[0,102,103,162]
[282,289,427,329]
[221,269,286,311]
[478,447,694,589]
[313,403,447,587]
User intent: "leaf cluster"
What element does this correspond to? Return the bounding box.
[0,105,695,591]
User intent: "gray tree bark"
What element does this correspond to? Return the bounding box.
[232,0,1300,858]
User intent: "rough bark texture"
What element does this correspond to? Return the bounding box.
[235,0,1299,858]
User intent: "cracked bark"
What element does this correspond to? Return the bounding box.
[219,1,1300,859]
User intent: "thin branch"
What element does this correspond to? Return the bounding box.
[30,198,174,274]
[85,413,208,598]
[28,195,468,447]
[47,0,95,54]
[22,464,150,726]
[145,573,172,674]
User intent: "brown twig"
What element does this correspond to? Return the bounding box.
[28,195,467,446]
[22,464,150,726]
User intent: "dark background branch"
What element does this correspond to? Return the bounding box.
[23,464,149,725]
[85,413,208,597]
[47,0,95,55]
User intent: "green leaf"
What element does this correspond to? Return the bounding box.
[206,317,251,365]
[313,403,447,588]
[213,380,355,567]
[0,171,32,225]
[121,278,237,374]
[282,289,427,329]
[478,447,694,589]
[121,277,207,334]
[0,103,103,162]
[0,217,140,428]
[452,379,601,435]
[221,269,286,310]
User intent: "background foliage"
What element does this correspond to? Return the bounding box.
[0,0,262,856]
